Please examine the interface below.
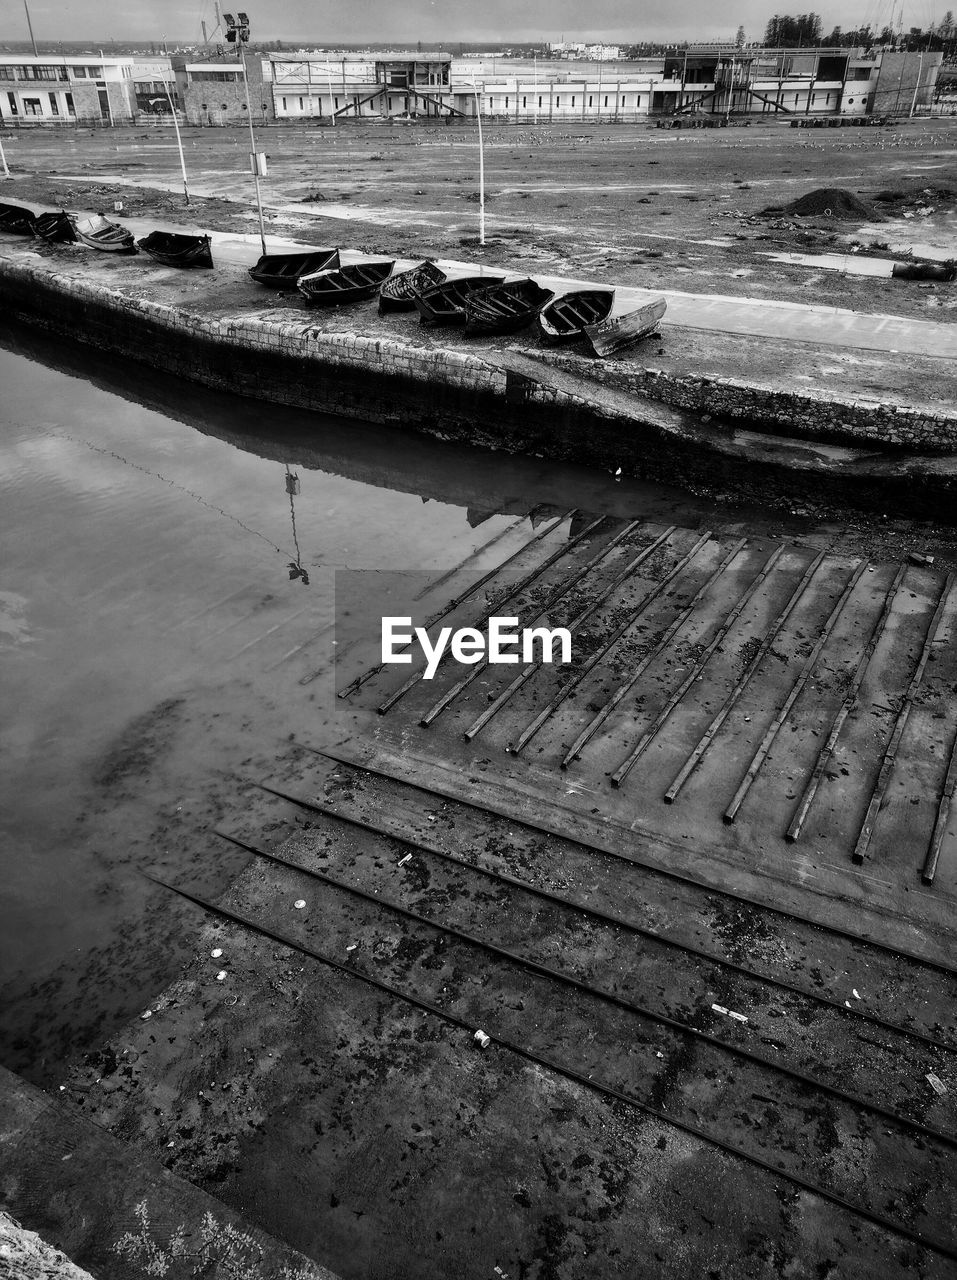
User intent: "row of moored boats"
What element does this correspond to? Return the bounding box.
[0,201,667,355]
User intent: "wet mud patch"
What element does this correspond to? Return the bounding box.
[92,697,185,794]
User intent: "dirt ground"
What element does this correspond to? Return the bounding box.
[3,115,955,304]
[4,115,955,410]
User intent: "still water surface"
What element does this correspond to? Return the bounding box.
[1,324,733,1082]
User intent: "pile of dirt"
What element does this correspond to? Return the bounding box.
[763,187,877,220]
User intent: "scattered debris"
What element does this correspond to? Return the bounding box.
[210,948,223,959]
[397,853,412,867]
[215,971,227,981]
[473,1029,492,1049]
[293,899,306,910]
[711,1004,749,1023]
[927,1073,948,1096]
[908,552,935,566]
[139,1010,152,1021]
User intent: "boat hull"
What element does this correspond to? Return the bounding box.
[297,261,395,306]
[248,248,340,288]
[584,297,667,357]
[538,289,616,342]
[0,204,37,236]
[137,231,214,269]
[378,261,446,313]
[413,276,505,325]
[71,215,137,254]
[463,278,553,336]
[892,261,956,282]
[33,211,77,244]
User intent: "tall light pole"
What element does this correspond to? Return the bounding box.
[0,134,9,179]
[162,75,190,204]
[23,0,38,56]
[225,11,267,255]
[471,76,485,246]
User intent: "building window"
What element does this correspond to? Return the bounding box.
[65,92,74,114]
[0,67,16,81]
[299,96,304,109]
[538,95,543,107]
[281,97,287,110]
[571,95,576,106]
[71,66,87,77]
[522,95,526,107]
[23,97,42,115]
[221,102,227,110]
[8,91,19,113]
[201,102,207,110]
[505,96,509,108]
[848,98,854,104]
[604,95,609,106]
[588,95,593,106]
[48,92,59,114]
[556,96,561,106]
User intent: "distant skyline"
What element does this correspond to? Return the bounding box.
[9,0,932,46]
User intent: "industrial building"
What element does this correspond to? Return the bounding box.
[0,46,943,126]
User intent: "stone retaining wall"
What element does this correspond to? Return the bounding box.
[528,350,957,454]
[2,253,956,516]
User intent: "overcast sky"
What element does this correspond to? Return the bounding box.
[21,1,935,45]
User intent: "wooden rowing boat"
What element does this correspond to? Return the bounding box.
[378,260,446,313]
[584,296,667,358]
[136,230,214,269]
[537,289,615,342]
[248,247,341,289]
[413,275,505,325]
[297,260,395,306]
[71,213,137,254]
[32,211,77,243]
[463,278,554,336]
[0,203,37,235]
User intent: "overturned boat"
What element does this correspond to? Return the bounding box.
[463,277,554,336]
[584,296,667,358]
[137,230,214,269]
[537,289,616,343]
[891,260,956,282]
[248,247,341,289]
[413,275,506,325]
[297,260,394,306]
[32,211,77,244]
[378,260,446,313]
[71,214,137,254]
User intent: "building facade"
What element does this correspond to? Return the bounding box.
[0,47,942,126]
[0,55,174,124]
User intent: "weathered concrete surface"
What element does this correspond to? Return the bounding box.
[0,1211,94,1280]
[0,1065,339,1280]
[1,237,956,519]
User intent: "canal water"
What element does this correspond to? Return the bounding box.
[1,323,738,1084]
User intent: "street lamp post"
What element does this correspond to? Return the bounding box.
[162,78,190,204]
[225,11,267,256]
[471,77,485,246]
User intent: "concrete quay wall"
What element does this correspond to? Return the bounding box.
[529,350,957,454]
[2,254,956,514]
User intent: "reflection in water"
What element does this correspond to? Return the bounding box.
[0,322,706,529]
[285,466,310,586]
[0,319,756,1084]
